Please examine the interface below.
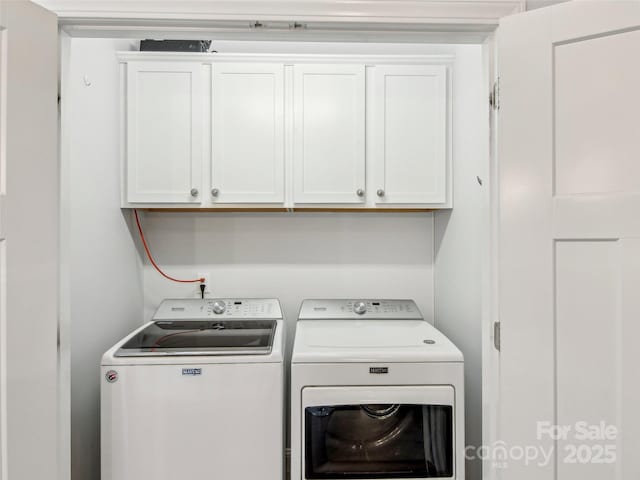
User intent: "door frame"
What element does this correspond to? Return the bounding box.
[36,0,523,37]
[1,2,59,480]
[50,4,506,480]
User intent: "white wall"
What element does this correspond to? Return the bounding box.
[434,45,487,480]
[63,38,143,480]
[63,38,486,480]
[141,212,436,349]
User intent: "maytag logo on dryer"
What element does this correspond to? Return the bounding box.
[182,368,202,376]
[369,367,389,374]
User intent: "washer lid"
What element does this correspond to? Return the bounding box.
[292,319,463,363]
[115,320,277,357]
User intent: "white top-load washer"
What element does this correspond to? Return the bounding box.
[101,298,284,480]
[291,299,464,480]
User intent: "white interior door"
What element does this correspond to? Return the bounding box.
[498,2,640,479]
[212,63,284,203]
[126,61,203,204]
[0,1,59,479]
[293,64,365,204]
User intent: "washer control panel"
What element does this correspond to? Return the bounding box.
[299,299,423,320]
[153,298,283,320]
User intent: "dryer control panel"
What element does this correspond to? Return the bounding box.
[153,298,283,320]
[298,299,423,320]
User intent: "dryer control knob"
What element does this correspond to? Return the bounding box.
[212,301,226,314]
[354,302,367,315]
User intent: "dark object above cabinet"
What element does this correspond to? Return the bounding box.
[140,40,212,52]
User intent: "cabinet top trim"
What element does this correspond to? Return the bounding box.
[116,52,456,65]
[37,0,523,26]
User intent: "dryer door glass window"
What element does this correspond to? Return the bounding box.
[305,404,453,478]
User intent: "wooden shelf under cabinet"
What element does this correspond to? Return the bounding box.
[141,208,436,213]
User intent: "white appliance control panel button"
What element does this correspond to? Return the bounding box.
[212,301,226,314]
[353,302,367,314]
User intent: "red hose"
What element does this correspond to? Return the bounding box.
[134,210,204,284]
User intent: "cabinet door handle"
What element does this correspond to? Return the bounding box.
[190,188,199,197]
[356,188,365,197]
[211,188,219,197]
[376,189,385,197]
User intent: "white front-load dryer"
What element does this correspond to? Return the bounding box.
[101,298,285,480]
[291,299,464,480]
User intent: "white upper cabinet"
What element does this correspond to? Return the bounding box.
[293,64,366,204]
[372,65,449,205]
[120,55,451,209]
[125,61,203,204]
[211,63,285,203]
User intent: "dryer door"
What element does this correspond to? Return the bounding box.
[302,386,455,479]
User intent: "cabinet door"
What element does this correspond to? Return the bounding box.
[372,65,448,205]
[293,64,365,204]
[126,61,202,204]
[212,63,284,203]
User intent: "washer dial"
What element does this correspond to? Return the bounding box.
[212,301,226,314]
[353,302,367,315]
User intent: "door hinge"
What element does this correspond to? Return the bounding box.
[489,78,500,111]
[493,321,501,351]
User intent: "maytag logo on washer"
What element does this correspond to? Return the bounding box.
[182,368,202,376]
[369,367,389,374]
[105,370,118,383]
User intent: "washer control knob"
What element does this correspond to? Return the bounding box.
[212,301,226,314]
[353,302,367,315]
